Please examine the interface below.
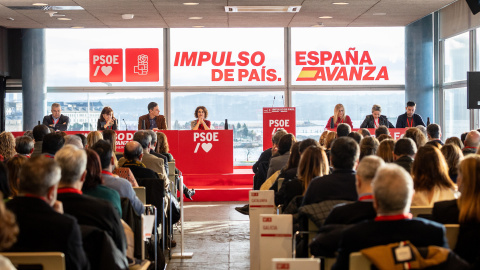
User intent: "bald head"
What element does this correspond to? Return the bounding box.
[372,164,414,215]
[124,141,143,161]
[464,130,480,148]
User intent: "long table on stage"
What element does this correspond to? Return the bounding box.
[326,128,408,139]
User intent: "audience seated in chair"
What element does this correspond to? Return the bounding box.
[462,130,480,156]
[266,133,296,179]
[31,125,50,157]
[392,138,417,173]
[332,163,449,270]
[41,132,65,158]
[0,193,18,270]
[6,156,89,270]
[54,145,127,259]
[427,123,444,146]
[121,141,159,180]
[15,136,34,157]
[265,141,301,192]
[302,137,359,206]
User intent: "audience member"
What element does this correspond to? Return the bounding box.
[0,163,8,199]
[41,132,65,157]
[427,123,444,145]
[404,127,427,149]
[374,125,389,138]
[299,138,320,154]
[357,128,371,137]
[75,133,87,148]
[0,132,16,161]
[121,141,159,180]
[91,140,144,216]
[445,136,464,150]
[463,130,480,156]
[86,131,103,148]
[82,148,122,217]
[441,144,463,183]
[336,123,351,137]
[411,145,456,206]
[432,155,480,264]
[278,145,329,210]
[347,132,362,144]
[55,145,127,259]
[6,155,28,198]
[14,136,34,157]
[0,194,18,270]
[461,132,468,146]
[267,133,296,178]
[359,136,379,160]
[319,131,329,148]
[416,125,428,138]
[393,138,417,173]
[324,131,337,150]
[146,129,169,174]
[425,139,442,149]
[375,134,392,143]
[6,156,89,270]
[332,163,448,270]
[101,129,119,167]
[302,137,359,206]
[324,156,384,225]
[64,135,84,149]
[376,139,395,163]
[23,130,34,140]
[266,142,300,191]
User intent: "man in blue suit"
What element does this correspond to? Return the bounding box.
[396,101,426,128]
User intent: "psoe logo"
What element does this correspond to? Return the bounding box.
[193,132,219,153]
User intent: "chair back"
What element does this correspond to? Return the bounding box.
[445,224,460,249]
[349,252,371,270]
[1,252,66,270]
[133,186,147,204]
[409,206,432,217]
[168,161,175,176]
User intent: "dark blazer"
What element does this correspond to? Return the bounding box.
[274,178,303,210]
[97,119,118,131]
[432,199,458,225]
[150,149,169,175]
[395,112,426,128]
[302,169,357,206]
[137,114,167,130]
[393,155,414,173]
[6,196,89,270]
[42,114,70,131]
[57,192,127,256]
[332,218,448,270]
[253,148,272,190]
[122,163,160,180]
[359,115,394,128]
[324,201,376,225]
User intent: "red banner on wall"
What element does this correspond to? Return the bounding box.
[263,107,296,150]
[89,49,123,82]
[125,48,159,82]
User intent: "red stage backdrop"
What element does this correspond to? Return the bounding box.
[263,107,296,150]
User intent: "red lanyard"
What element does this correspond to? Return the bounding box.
[358,194,374,201]
[101,170,114,176]
[375,213,412,221]
[57,188,83,195]
[52,117,59,125]
[406,118,413,127]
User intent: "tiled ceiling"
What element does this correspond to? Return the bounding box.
[0,0,457,29]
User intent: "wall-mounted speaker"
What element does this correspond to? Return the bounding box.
[466,0,480,15]
[467,72,480,109]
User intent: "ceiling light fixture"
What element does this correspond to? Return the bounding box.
[319,16,332,19]
[189,17,203,19]
[311,23,324,27]
[183,3,199,5]
[6,17,14,21]
[192,25,204,28]
[57,17,72,20]
[332,2,349,5]
[225,6,301,13]
[71,26,84,28]
[32,3,48,6]
[122,14,134,19]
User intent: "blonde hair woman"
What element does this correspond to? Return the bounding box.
[0,132,16,161]
[326,104,353,129]
[86,131,103,148]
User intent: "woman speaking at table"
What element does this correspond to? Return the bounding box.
[326,104,353,128]
[360,104,394,128]
[97,106,118,130]
[191,106,211,130]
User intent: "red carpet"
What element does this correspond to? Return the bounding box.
[182,167,254,202]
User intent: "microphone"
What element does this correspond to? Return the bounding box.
[330,117,334,129]
[272,96,275,107]
[38,120,40,125]
[281,95,284,106]
[427,117,430,126]
[123,119,128,131]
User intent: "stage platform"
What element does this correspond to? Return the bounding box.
[182,167,254,202]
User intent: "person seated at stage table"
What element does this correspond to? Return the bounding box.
[396,101,426,128]
[191,106,211,130]
[97,106,118,131]
[138,102,167,130]
[360,104,394,129]
[6,156,89,270]
[411,145,457,206]
[42,103,69,131]
[326,104,353,129]
[331,163,449,270]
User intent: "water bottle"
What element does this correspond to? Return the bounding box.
[224,119,228,130]
[142,120,146,130]
[427,117,430,126]
[330,117,334,129]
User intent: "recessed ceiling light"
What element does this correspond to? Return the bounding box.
[225,6,301,12]
[122,14,134,19]
[373,12,386,16]
[332,2,349,5]
[189,17,203,19]
[6,17,14,21]
[57,17,72,20]
[71,26,84,28]
[192,25,204,28]
[183,3,199,5]
[319,16,332,19]
[32,3,48,6]
[311,23,324,27]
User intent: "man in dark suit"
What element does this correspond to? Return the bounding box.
[6,156,89,270]
[138,101,167,130]
[395,101,426,128]
[42,103,70,131]
[332,164,449,270]
[324,155,384,225]
[393,138,417,173]
[302,136,359,206]
[54,145,128,261]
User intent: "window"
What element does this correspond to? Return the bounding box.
[444,32,469,82]
[444,88,469,138]
[46,92,164,131]
[170,91,283,165]
[292,91,405,140]
[5,93,22,131]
